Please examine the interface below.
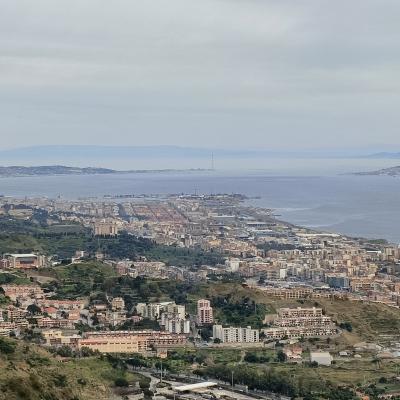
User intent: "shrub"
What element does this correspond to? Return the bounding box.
[0,337,16,354]
[114,377,129,387]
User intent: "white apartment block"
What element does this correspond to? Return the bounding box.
[165,317,190,334]
[164,304,186,320]
[213,324,259,343]
[136,302,175,320]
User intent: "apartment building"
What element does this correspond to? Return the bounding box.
[325,274,350,289]
[111,297,125,311]
[350,278,375,293]
[38,299,86,311]
[37,317,75,329]
[79,335,139,353]
[4,254,45,269]
[0,321,17,336]
[278,307,323,319]
[197,299,214,325]
[136,301,176,320]
[93,221,119,236]
[263,307,337,340]
[263,287,313,299]
[1,284,44,301]
[42,329,81,348]
[164,317,190,334]
[78,330,187,354]
[213,324,259,343]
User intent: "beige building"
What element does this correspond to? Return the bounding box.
[263,307,337,340]
[111,297,125,311]
[4,254,45,269]
[1,284,44,301]
[78,330,187,354]
[263,287,314,299]
[93,221,119,236]
[79,335,139,353]
[197,299,214,325]
[263,326,337,340]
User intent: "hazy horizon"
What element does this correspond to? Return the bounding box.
[0,144,398,174]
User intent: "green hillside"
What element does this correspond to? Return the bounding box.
[0,336,148,400]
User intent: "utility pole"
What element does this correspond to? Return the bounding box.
[160,361,163,383]
[231,370,234,387]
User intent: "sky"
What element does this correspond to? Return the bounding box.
[1,0,400,151]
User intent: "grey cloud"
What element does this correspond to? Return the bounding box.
[0,0,399,149]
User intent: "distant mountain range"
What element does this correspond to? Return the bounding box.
[0,145,284,160]
[1,145,399,164]
[0,165,210,177]
[352,165,400,176]
[361,152,400,159]
[0,145,378,160]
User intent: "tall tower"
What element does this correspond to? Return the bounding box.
[211,152,215,171]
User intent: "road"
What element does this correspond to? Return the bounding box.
[133,368,277,400]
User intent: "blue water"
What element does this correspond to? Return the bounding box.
[0,171,399,243]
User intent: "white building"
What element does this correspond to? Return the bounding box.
[136,302,175,320]
[225,258,240,273]
[212,325,259,343]
[310,352,333,366]
[165,317,190,334]
[164,304,186,320]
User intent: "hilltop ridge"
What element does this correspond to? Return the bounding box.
[352,165,400,176]
[0,165,210,177]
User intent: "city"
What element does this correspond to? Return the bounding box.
[1,0,400,399]
[1,193,400,399]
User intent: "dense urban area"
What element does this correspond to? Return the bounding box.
[1,193,400,400]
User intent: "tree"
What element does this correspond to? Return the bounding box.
[244,352,258,363]
[56,345,73,358]
[276,350,287,362]
[339,322,353,332]
[54,374,68,387]
[114,377,129,387]
[27,304,42,315]
[200,326,213,342]
[0,337,16,354]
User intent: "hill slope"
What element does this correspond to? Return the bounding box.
[0,337,147,400]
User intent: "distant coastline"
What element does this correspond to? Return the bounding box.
[0,165,213,178]
[350,165,400,177]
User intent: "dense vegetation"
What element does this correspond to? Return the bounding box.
[256,241,305,252]
[211,294,268,328]
[0,337,149,400]
[196,363,358,399]
[41,265,267,327]
[41,263,199,309]
[0,217,223,266]
[42,262,117,299]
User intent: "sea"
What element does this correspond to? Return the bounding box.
[0,157,400,243]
